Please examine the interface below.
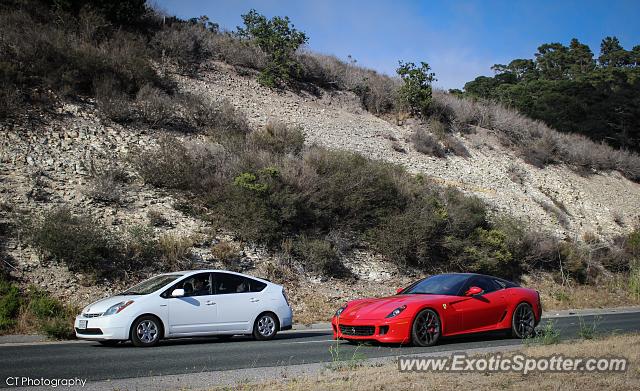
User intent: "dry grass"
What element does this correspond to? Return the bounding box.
[157,233,194,271]
[525,272,640,311]
[225,333,640,391]
[431,91,640,182]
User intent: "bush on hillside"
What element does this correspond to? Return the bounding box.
[0,2,166,117]
[28,208,119,277]
[237,9,308,87]
[397,61,436,117]
[292,237,348,277]
[248,122,305,155]
[411,129,445,157]
[0,278,20,331]
[133,136,236,191]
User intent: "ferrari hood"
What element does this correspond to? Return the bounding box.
[338,294,451,320]
[82,295,139,314]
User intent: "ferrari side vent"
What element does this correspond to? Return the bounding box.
[498,310,507,323]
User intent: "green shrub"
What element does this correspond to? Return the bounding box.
[303,149,407,232]
[627,229,640,257]
[27,288,66,320]
[28,208,119,277]
[630,260,640,300]
[0,278,20,331]
[41,318,75,340]
[133,136,234,191]
[121,225,159,268]
[293,237,347,277]
[457,228,520,277]
[372,195,448,268]
[396,61,436,117]
[237,9,308,87]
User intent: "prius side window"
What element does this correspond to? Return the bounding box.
[213,273,267,294]
[250,279,267,292]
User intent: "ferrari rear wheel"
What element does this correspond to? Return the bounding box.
[511,302,536,338]
[411,308,441,347]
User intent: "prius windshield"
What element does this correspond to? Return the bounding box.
[401,274,469,296]
[121,274,183,295]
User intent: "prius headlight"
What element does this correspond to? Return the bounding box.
[385,305,407,318]
[335,305,347,317]
[103,300,134,316]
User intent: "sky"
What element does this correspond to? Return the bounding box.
[153,0,640,90]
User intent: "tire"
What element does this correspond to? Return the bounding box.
[510,302,535,339]
[252,312,279,341]
[98,340,120,347]
[130,315,162,347]
[411,308,441,347]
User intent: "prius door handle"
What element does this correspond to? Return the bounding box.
[250,298,260,303]
[205,301,216,306]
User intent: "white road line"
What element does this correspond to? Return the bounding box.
[282,339,336,344]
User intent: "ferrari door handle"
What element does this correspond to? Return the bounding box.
[205,301,216,306]
[250,298,260,303]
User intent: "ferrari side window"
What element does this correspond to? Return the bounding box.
[493,279,506,290]
[471,277,498,294]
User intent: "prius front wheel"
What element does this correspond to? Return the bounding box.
[131,315,162,347]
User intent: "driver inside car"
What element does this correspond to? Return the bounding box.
[191,278,210,296]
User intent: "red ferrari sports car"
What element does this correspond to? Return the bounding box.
[332,273,541,346]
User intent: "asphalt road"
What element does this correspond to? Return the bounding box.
[1,311,639,386]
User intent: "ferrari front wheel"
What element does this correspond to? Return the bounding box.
[511,302,535,338]
[411,308,441,347]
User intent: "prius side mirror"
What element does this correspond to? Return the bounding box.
[171,288,185,297]
[465,286,483,297]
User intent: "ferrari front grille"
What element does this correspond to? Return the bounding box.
[338,325,375,336]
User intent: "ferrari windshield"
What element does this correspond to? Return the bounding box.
[401,274,469,296]
[121,274,183,295]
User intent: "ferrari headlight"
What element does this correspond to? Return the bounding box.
[103,300,134,316]
[335,305,347,317]
[386,305,407,318]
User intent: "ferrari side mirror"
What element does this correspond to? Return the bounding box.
[465,286,483,296]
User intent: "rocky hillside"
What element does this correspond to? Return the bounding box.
[178,62,640,240]
[2,59,640,321]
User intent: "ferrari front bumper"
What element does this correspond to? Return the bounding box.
[331,316,412,344]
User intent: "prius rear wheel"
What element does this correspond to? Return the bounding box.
[411,309,441,347]
[253,312,279,341]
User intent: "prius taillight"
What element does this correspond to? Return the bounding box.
[282,289,290,306]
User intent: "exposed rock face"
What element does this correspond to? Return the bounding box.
[1,62,639,312]
[176,62,640,240]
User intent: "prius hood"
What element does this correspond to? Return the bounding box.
[82,295,139,314]
[338,294,451,320]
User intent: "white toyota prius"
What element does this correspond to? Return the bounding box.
[74,270,293,347]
